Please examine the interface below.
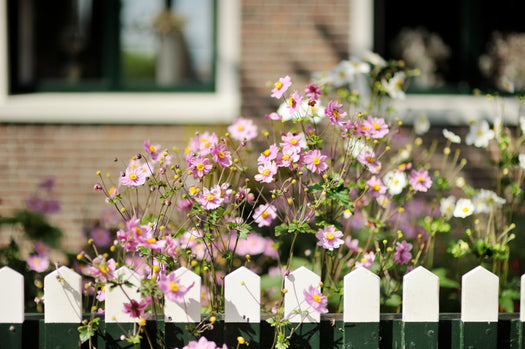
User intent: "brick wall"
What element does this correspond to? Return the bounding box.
[0,0,351,255]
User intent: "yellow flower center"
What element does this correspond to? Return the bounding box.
[149,145,157,153]
[366,156,374,163]
[263,149,270,156]
[146,238,156,243]
[129,173,137,180]
[190,186,197,195]
[201,139,210,148]
[333,109,340,119]
[326,232,335,240]
[417,175,425,183]
[313,294,321,303]
[289,97,295,106]
[282,154,290,160]
[135,227,143,235]
[275,81,283,89]
[462,207,469,213]
[290,138,298,145]
[197,163,205,171]
[169,281,179,292]
[218,151,225,158]
[206,194,215,201]
[261,210,268,218]
[99,265,109,274]
[372,122,381,130]
[262,169,270,176]
[237,125,245,131]
[373,184,380,191]
[313,157,321,165]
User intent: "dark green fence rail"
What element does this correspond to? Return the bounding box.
[0,313,523,349]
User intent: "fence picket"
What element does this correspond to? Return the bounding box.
[105,266,142,323]
[0,267,24,349]
[343,267,380,348]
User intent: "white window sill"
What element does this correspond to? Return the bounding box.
[0,92,240,124]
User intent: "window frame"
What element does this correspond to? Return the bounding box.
[0,0,240,124]
[349,0,517,125]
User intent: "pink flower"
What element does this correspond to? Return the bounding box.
[345,237,360,253]
[361,116,389,138]
[182,336,227,349]
[253,203,277,227]
[236,233,267,255]
[34,241,50,256]
[86,256,117,282]
[254,161,278,183]
[211,142,233,167]
[144,139,161,162]
[187,155,213,179]
[315,225,344,251]
[409,168,433,192]
[276,149,301,170]
[280,132,306,153]
[286,91,303,116]
[158,271,195,303]
[325,100,347,127]
[304,83,323,100]
[271,75,292,99]
[355,251,375,269]
[27,254,50,272]
[366,176,386,198]
[304,149,328,174]
[119,161,149,187]
[122,298,150,318]
[188,132,218,156]
[357,151,381,174]
[394,241,413,264]
[197,186,223,210]
[257,144,279,164]
[265,112,282,121]
[303,285,328,313]
[228,118,257,141]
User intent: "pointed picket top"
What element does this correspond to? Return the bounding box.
[284,266,321,323]
[225,266,260,323]
[105,266,142,323]
[44,266,82,323]
[520,274,525,322]
[461,265,499,322]
[402,266,439,322]
[0,266,24,323]
[164,267,201,323]
[343,267,380,322]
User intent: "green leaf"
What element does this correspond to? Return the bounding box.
[432,268,460,289]
[384,294,401,308]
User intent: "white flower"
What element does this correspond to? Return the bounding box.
[362,51,387,68]
[453,198,475,218]
[519,154,525,170]
[347,137,372,158]
[493,116,503,140]
[343,209,353,219]
[383,170,408,196]
[331,60,355,87]
[465,120,495,148]
[442,129,461,143]
[382,71,406,100]
[500,76,515,93]
[472,189,505,214]
[520,116,525,135]
[455,176,466,188]
[376,194,391,208]
[440,195,456,220]
[277,100,326,122]
[414,114,430,135]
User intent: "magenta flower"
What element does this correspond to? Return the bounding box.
[253,203,277,227]
[197,186,223,210]
[355,251,376,269]
[188,132,219,156]
[86,256,116,282]
[345,237,360,253]
[254,161,278,183]
[394,241,413,264]
[158,271,195,303]
[271,75,292,99]
[286,90,303,116]
[120,162,149,187]
[188,155,213,179]
[357,151,381,174]
[303,285,328,314]
[228,118,258,141]
[304,149,328,174]
[144,139,161,162]
[27,254,50,272]
[276,149,301,169]
[90,227,111,247]
[366,176,386,198]
[315,225,344,251]
[34,241,50,256]
[211,143,233,167]
[122,298,150,318]
[304,83,323,100]
[409,168,433,192]
[236,233,268,255]
[325,100,347,127]
[361,116,389,138]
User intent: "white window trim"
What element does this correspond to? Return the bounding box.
[0,0,241,124]
[349,0,518,125]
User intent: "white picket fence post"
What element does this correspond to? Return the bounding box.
[284,266,321,323]
[44,266,82,323]
[402,266,440,322]
[164,266,201,323]
[343,267,380,322]
[105,266,142,323]
[0,266,24,323]
[224,266,260,323]
[461,265,499,322]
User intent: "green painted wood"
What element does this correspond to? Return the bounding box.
[100,322,137,349]
[164,322,198,349]
[403,322,439,348]
[287,323,320,349]
[450,320,498,349]
[224,323,260,349]
[343,322,379,349]
[320,319,344,349]
[507,319,523,349]
[0,324,23,349]
[41,322,82,349]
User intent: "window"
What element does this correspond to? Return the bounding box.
[374,0,525,94]
[0,0,240,123]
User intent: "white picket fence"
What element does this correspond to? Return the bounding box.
[0,264,521,325]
